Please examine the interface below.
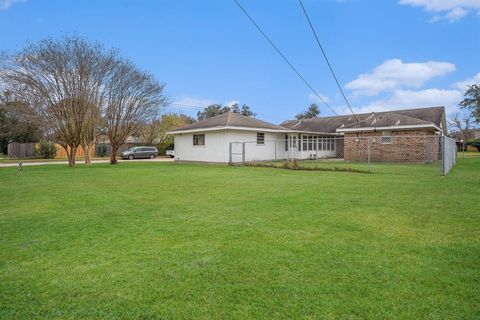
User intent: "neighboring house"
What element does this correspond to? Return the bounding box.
[472,129,480,140]
[167,106,447,163]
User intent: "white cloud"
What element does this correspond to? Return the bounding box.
[338,72,480,116]
[363,89,462,114]
[0,0,25,10]
[224,100,239,107]
[399,0,480,22]
[453,72,480,91]
[345,59,456,96]
[308,92,330,104]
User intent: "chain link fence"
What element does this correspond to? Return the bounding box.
[229,135,457,176]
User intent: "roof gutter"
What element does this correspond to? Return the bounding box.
[336,123,443,133]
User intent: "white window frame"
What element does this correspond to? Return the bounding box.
[193,134,205,146]
[257,132,265,145]
[381,131,392,144]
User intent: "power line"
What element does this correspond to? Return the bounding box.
[232,0,338,116]
[297,0,358,121]
[168,102,286,122]
[168,103,204,109]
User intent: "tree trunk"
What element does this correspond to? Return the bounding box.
[64,145,72,167]
[68,146,77,167]
[83,143,92,165]
[110,144,118,165]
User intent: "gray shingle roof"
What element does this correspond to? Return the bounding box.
[169,112,290,133]
[280,106,445,133]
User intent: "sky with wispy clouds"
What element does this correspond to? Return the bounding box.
[0,0,479,122]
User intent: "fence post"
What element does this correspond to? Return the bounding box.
[367,137,371,172]
[274,140,277,162]
[441,136,445,176]
[229,142,232,165]
[242,142,245,164]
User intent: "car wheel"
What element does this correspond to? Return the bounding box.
[128,154,134,160]
[150,154,155,159]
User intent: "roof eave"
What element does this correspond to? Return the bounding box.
[167,125,293,135]
[336,124,443,133]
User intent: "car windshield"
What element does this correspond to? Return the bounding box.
[127,147,137,152]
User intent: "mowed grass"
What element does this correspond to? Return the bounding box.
[0,159,479,319]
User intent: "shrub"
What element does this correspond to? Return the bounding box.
[292,159,299,170]
[37,140,57,159]
[96,143,108,157]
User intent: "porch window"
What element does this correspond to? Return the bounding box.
[381,131,392,144]
[285,134,288,151]
[193,134,205,146]
[302,135,308,151]
[257,132,265,145]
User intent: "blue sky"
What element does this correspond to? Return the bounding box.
[0,0,479,123]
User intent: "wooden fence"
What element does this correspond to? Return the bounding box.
[7,143,36,158]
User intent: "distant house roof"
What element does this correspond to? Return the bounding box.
[168,112,291,134]
[280,106,446,134]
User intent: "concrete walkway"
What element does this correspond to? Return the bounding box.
[0,157,173,168]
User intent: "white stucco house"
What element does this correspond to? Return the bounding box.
[166,112,340,163]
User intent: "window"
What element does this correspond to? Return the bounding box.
[193,134,205,146]
[285,134,288,151]
[381,131,392,144]
[302,135,308,150]
[257,132,265,145]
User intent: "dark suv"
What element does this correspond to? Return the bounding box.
[121,146,158,160]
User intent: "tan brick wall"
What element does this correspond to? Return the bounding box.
[344,129,441,163]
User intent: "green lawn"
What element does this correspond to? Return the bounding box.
[0,159,479,319]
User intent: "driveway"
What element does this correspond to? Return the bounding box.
[0,157,174,168]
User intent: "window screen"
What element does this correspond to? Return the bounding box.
[381,131,392,144]
[257,132,265,145]
[193,134,205,146]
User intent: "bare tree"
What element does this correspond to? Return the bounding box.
[0,36,117,166]
[103,60,167,164]
[449,112,473,151]
[138,118,162,145]
[80,99,102,165]
[139,113,194,147]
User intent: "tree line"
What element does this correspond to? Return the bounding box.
[0,36,167,165]
[448,84,480,148]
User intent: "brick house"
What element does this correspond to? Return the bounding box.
[281,106,447,162]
